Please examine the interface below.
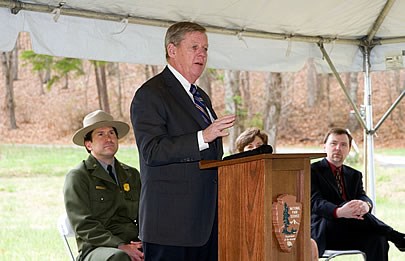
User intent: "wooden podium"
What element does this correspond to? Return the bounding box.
[200,153,325,261]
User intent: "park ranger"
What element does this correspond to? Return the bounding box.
[63,110,143,261]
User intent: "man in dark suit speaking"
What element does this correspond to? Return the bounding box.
[130,21,236,261]
[311,127,405,260]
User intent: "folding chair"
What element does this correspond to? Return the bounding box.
[322,249,366,260]
[57,213,76,261]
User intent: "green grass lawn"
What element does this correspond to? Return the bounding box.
[0,145,404,260]
[0,144,139,261]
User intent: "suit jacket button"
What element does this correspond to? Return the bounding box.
[213,178,217,184]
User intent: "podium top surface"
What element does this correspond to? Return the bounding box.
[200,153,326,169]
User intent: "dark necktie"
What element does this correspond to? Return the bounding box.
[190,84,211,124]
[335,168,343,196]
[107,165,117,184]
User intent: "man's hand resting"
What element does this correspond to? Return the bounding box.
[118,241,144,261]
[336,200,370,220]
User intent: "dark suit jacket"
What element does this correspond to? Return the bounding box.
[130,66,222,247]
[311,158,373,255]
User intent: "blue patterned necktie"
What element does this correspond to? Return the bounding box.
[190,84,211,124]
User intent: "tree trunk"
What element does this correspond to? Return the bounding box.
[390,70,404,130]
[151,65,159,76]
[40,60,52,95]
[63,74,69,89]
[240,71,251,121]
[37,62,51,95]
[12,44,19,80]
[263,72,282,150]
[306,59,318,107]
[318,73,332,125]
[224,70,243,153]
[37,71,46,95]
[144,65,159,80]
[198,69,214,97]
[115,63,123,117]
[82,62,92,111]
[144,65,151,80]
[1,51,18,129]
[44,65,51,83]
[94,62,110,113]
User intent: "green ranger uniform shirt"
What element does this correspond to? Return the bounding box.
[63,154,141,259]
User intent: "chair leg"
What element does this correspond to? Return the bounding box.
[322,250,366,261]
[62,235,75,261]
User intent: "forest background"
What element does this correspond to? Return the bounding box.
[1,33,404,151]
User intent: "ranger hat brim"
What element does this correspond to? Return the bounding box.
[72,110,129,146]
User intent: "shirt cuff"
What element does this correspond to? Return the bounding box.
[333,207,339,218]
[365,201,372,212]
[197,131,209,151]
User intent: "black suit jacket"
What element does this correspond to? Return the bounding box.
[311,158,373,255]
[130,66,222,247]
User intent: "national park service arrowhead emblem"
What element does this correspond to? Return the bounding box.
[272,194,302,252]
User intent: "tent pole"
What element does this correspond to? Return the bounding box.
[374,90,405,132]
[361,46,377,213]
[317,43,367,130]
[366,0,396,43]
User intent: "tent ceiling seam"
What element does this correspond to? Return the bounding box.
[3,0,405,47]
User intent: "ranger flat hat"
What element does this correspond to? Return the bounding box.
[72,110,129,146]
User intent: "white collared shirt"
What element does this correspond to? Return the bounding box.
[167,64,210,151]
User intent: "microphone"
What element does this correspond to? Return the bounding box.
[223,144,273,160]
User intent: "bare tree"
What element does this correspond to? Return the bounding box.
[105,62,124,116]
[306,59,319,107]
[263,72,283,150]
[198,68,216,97]
[389,70,404,131]
[82,62,92,111]
[224,70,243,152]
[1,50,18,129]
[318,73,332,125]
[12,41,19,80]
[93,61,110,113]
[144,65,151,80]
[239,71,251,120]
[144,65,159,80]
[115,63,124,116]
[151,65,159,76]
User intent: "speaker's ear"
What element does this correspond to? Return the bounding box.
[167,43,176,57]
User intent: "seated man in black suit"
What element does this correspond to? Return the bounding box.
[311,127,405,261]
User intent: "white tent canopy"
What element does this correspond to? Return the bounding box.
[1,0,405,72]
[1,0,405,206]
